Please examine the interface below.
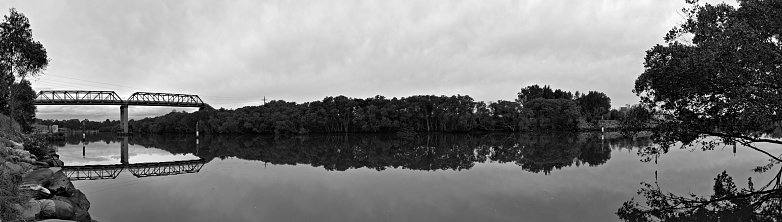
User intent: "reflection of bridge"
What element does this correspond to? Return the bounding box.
[34,90,211,133]
[61,159,207,180]
[61,135,207,180]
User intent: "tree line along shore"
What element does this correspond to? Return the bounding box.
[36,85,647,135]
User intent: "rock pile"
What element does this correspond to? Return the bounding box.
[0,140,95,222]
[14,168,94,222]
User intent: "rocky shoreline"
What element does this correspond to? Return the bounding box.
[0,139,94,222]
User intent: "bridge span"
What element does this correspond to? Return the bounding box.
[34,90,211,134]
[61,159,208,180]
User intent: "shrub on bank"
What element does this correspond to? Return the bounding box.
[21,133,52,160]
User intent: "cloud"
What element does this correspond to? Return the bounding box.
[3,0,721,119]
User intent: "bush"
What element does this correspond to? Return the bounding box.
[21,133,52,159]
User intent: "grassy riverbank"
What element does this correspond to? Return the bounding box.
[0,113,49,221]
[0,114,31,221]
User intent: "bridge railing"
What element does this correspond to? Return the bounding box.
[34,91,125,105]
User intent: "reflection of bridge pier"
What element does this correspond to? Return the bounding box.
[121,136,129,165]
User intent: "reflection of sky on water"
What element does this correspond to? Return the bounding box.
[57,141,200,165]
[65,137,777,222]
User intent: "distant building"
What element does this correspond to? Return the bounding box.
[31,124,59,133]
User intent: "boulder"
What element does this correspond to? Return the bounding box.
[41,158,65,167]
[23,168,54,185]
[52,189,92,222]
[15,198,55,220]
[39,199,57,218]
[17,199,41,220]
[34,161,52,168]
[50,198,75,219]
[46,171,76,192]
[0,160,32,179]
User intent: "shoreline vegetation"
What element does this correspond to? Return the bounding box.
[37,85,644,135]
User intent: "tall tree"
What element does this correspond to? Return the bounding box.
[11,79,35,131]
[622,0,782,220]
[576,91,611,123]
[0,8,49,127]
[634,0,782,157]
[517,84,573,104]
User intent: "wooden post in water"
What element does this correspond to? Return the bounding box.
[196,121,199,154]
[82,121,86,158]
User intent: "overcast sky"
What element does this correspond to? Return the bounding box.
[2,0,730,121]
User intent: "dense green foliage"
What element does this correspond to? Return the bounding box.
[37,85,619,134]
[516,84,574,103]
[37,118,121,132]
[0,8,48,131]
[633,0,782,149]
[521,98,580,130]
[134,95,523,134]
[20,133,51,158]
[129,89,613,134]
[10,80,36,131]
[621,0,782,220]
[576,91,611,123]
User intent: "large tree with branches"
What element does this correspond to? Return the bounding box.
[634,0,781,162]
[620,0,782,220]
[0,8,49,130]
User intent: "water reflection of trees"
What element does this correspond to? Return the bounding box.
[72,133,640,174]
[617,168,782,221]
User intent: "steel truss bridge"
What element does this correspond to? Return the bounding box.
[34,91,207,107]
[34,90,212,133]
[61,159,208,180]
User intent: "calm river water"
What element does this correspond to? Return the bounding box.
[53,133,775,222]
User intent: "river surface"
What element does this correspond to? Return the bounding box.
[53,133,776,222]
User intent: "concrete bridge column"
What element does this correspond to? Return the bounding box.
[120,105,128,134]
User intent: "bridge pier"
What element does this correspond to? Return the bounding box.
[34,91,209,135]
[120,105,128,134]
